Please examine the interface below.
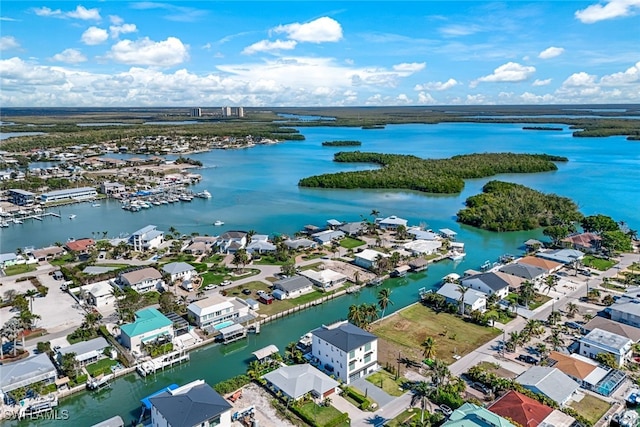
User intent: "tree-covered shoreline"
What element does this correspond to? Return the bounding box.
[321,140,362,146]
[299,152,567,194]
[456,180,582,232]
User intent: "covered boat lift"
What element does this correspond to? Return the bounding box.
[252,344,279,361]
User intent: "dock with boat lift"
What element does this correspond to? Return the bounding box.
[136,350,190,377]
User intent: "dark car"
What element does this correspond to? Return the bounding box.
[517,354,539,364]
[242,289,252,295]
[471,382,491,394]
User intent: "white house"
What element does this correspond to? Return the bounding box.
[461,272,510,299]
[403,239,442,255]
[120,308,174,355]
[311,229,345,245]
[57,337,110,366]
[284,238,317,250]
[263,364,339,401]
[579,328,633,367]
[246,235,276,254]
[79,280,116,307]
[436,282,487,313]
[353,249,389,270]
[162,262,197,283]
[150,379,232,427]
[216,231,247,254]
[516,367,580,406]
[119,267,164,293]
[273,276,314,299]
[378,215,408,230]
[300,269,348,289]
[0,353,57,393]
[129,225,164,252]
[187,294,250,330]
[311,321,378,384]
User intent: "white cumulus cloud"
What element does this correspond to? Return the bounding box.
[106,37,189,67]
[273,17,343,43]
[532,78,552,86]
[33,7,62,17]
[110,23,137,39]
[392,62,426,74]
[600,61,640,85]
[414,78,458,91]
[81,27,109,45]
[475,62,536,85]
[575,0,640,23]
[538,46,565,59]
[67,5,101,20]
[0,36,20,51]
[563,71,597,87]
[242,39,297,55]
[417,92,436,104]
[51,48,87,64]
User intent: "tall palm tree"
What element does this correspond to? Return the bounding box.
[370,209,380,221]
[24,289,38,312]
[377,288,393,318]
[543,275,559,294]
[547,310,561,325]
[421,336,437,360]
[457,285,469,316]
[347,304,365,328]
[409,381,431,425]
[430,359,450,386]
[519,281,536,307]
[566,302,579,318]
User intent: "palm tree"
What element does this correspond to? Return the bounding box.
[523,319,544,338]
[457,285,469,316]
[24,289,38,312]
[519,281,536,307]
[535,343,549,358]
[347,304,365,328]
[430,358,450,386]
[421,336,437,360]
[548,328,564,351]
[370,209,380,221]
[232,248,249,273]
[409,381,431,425]
[364,303,379,327]
[377,288,393,318]
[543,275,559,294]
[506,331,522,352]
[547,310,561,326]
[566,302,579,318]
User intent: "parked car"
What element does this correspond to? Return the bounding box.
[204,284,217,291]
[242,289,252,295]
[565,321,583,330]
[221,280,232,286]
[471,382,491,394]
[517,354,539,364]
[439,404,453,416]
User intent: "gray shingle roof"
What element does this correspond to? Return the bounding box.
[498,263,546,280]
[263,364,339,400]
[312,322,376,352]
[516,367,579,404]
[274,276,313,293]
[162,262,195,275]
[150,383,232,426]
[463,272,510,292]
[58,337,109,358]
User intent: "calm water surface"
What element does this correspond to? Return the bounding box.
[3,122,639,425]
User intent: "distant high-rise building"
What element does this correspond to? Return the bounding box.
[237,107,244,118]
[222,106,232,117]
[191,108,202,117]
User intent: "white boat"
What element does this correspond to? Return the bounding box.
[0,221,9,228]
[448,251,466,261]
[13,218,23,224]
[198,190,212,199]
[69,214,76,219]
[213,220,224,226]
[92,203,101,207]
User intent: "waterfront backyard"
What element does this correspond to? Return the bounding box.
[371,303,501,368]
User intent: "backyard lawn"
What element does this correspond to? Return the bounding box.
[239,289,331,317]
[86,358,118,377]
[365,369,405,396]
[298,402,347,426]
[340,237,366,249]
[4,264,37,276]
[569,394,610,425]
[371,304,500,366]
[582,255,616,271]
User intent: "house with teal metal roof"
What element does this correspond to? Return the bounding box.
[120,308,174,355]
[443,403,515,427]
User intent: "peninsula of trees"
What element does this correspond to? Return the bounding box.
[523,126,563,131]
[299,152,567,194]
[456,180,582,232]
[321,140,362,146]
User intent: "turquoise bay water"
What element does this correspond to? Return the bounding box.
[2,122,639,425]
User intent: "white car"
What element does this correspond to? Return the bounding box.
[221,280,232,286]
[204,284,217,291]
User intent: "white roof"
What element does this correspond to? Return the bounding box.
[263,364,339,400]
[517,367,580,404]
[355,249,389,262]
[252,344,279,360]
[437,282,487,306]
[162,262,196,275]
[403,239,442,253]
[300,269,347,284]
[379,215,408,226]
[80,280,114,298]
[187,294,234,317]
[581,328,632,353]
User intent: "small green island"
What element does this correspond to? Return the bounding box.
[523,126,563,131]
[456,180,582,231]
[321,140,362,147]
[299,151,567,194]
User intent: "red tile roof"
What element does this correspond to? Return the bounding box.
[65,238,95,252]
[488,390,553,427]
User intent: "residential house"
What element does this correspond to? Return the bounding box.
[579,328,633,367]
[326,219,343,229]
[150,379,232,427]
[65,238,96,254]
[516,366,580,406]
[436,282,487,313]
[311,321,378,384]
[311,229,345,245]
[263,364,339,401]
[498,263,546,282]
[536,249,584,265]
[79,280,116,307]
[300,269,348,289]
[284,238,317,250]
[408,228,440,241]
[0,353,57,393]
[562,232,602,253]
[30,246,66,262]
[493,271,526,291]
[353,249,389,270]
[439,228,458,240]
[403,239,442,255]
[584,316,640,342]
[517,256,563,274]
[461,272,510,299]
[487,390,574,427]
[444,402,515,427]
[120,308,174,355]
[246,235,276,254]
[273,276,314,300]
[378,215,408,231]
[129,225,164,252]
[546,351,624,396]
[339,222,364,236]
[162,262,197,283]
[184,235,217,255]
[187,294,251,330]
[119,267,164,293]
[608,293,640,328]
[57,337,110,366]
[0,252,18,268]
[408,258,429,272]
[216,231,247,254]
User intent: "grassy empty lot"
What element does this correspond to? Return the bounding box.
[569,394,610,425]
[371,303,500,366]
[298,402,346,426]
[340,237,366,249]
[582,255,616,271]
[365,369,405,396]
[4,264,37,276]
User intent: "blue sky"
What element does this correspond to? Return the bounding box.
[1,1,639,107]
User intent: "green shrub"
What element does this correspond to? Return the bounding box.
[214,374,251,395]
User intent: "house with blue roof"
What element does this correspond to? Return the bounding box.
[444,402,515,427]
[120,308,174,355]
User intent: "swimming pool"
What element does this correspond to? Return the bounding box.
[214,320,234,330]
